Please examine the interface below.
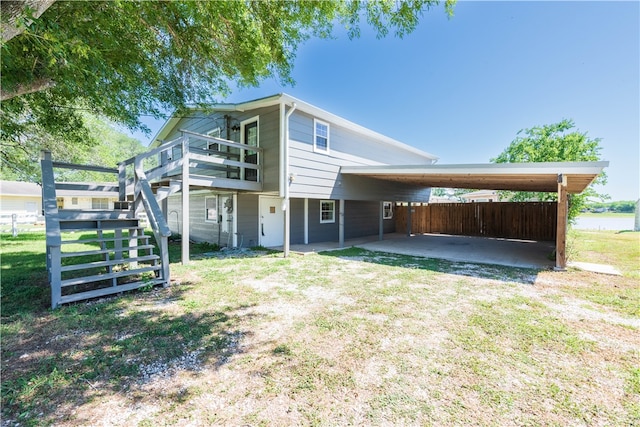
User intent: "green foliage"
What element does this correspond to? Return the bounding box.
[1,0,455,177]
[586,200,637,213]
[0,113,146,183]
[491,119,607,223]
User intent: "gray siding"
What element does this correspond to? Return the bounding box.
[162,105,281,193]
[289,198,305,244]
[288,108,433,202]
[237,193,259,248]
[306,199,340,244]
[344,200,395,240]
[166,190,232,245]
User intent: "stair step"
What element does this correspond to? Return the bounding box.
[61,255,160,272]
[62,235,151,245]
[58,210,133,220]
[60,244,155,258]
[59,278,167,305]
[60,220,144,232]
[61,265,161,287]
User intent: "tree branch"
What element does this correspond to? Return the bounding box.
[1,0,57,43]
[1,77,56,101]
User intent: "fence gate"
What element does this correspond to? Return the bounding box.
[395,202,557,241]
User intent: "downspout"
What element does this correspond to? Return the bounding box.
[283,102,297,257]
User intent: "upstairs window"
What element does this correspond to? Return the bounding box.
[314,119,330,153]
[320,200,335,224]
[207,127,221,153]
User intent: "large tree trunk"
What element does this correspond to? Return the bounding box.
[1,77,55,101]
[1,0,56,43]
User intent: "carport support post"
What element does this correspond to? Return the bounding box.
[339,199,345,248]
[406,202,412,236]
[555,174,568,271]
[379,201,384,241]
[181,137,190,264]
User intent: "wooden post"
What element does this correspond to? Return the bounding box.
[555,174,568,271]
[379,201,384,241]
[181,137,190,264]
[407,202,412,236]
[339,199,345,248]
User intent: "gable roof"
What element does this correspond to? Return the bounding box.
[0,180,41,196]
[151,93,438,162]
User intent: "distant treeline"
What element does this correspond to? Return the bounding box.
[585,201,637,213]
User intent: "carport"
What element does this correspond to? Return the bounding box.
[341,161,608,270]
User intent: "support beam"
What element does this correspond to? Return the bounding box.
[555,174,568,271]
[304,198,309,244]
[339,199,345,248]
[379,201,384,241]
[407,202,412,236]
[181,137,190,264]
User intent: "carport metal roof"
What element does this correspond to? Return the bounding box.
[341,161,609,194]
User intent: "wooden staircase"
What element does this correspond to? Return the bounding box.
[41,152,171,309]
[55,216,165,306]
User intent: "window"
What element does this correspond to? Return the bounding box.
[207,127,221,152]
[383,201,393,220]
[92,198,109,209]
[71,197,78,205]
[320,200,335,224]
[314,119,329,153]
[56,198,64,209]
[205,196,218,223]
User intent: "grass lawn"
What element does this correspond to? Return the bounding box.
[1,230,639,426]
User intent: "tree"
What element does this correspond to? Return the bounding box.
[491,119,608,223]
[1,0,455,178]
[0,112,147,183]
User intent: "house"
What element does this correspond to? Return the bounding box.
[458,190,500,203]
[151,93,438,250]
[39,93,608,307]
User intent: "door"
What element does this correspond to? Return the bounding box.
[243,119,258,181]
[259,196,284,247]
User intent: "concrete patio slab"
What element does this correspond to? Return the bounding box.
[282,233,557,269]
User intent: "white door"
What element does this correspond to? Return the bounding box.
[259,196,284,247]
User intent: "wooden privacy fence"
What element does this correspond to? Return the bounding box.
[395,202,557,241]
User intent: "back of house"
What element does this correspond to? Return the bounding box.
[153,93,437,248]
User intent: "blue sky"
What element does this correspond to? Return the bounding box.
[133,1,639,201]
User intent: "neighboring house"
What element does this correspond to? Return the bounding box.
[151,93,438,248]
[458,190,500,203]
[0,180,119,224]
[0,181,42,224]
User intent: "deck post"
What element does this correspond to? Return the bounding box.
[339,199,345,248]
[304,198,309,244]
[181,136,190,264]
[379,201,384,241]
[555,174,568,271]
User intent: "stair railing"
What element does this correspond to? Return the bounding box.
[40,151,63,308]
[133,156,172,285]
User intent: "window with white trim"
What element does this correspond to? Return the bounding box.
[207,127,221,153]
[383,201,393,219]
[205,196,218,223]
[320,200,335,224]
[314,119,329,153]
[72,197,78,205]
